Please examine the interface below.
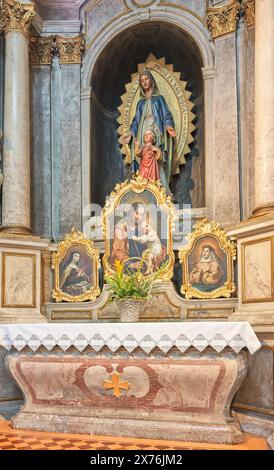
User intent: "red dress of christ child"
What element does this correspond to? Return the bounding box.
[134,129,161,182]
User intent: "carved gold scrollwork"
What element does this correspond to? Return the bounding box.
[29,36,55,65]
[29,34,85,66]
[55,35,85,65]
[0,0,35,36]
[242,0,255,27]
[207,0,240,39]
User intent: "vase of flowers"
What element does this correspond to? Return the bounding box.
[105,260,156,322]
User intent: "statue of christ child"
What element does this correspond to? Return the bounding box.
[132,220,166,275]
[134,129,161,182]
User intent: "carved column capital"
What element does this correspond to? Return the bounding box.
[29,36,55,65]
[0,0,35,36]
[242,0,255,27]
[207,0,240,39]
[29,34,85,66]
[56,35,85,65]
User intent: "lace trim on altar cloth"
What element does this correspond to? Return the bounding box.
[0,330,260,355]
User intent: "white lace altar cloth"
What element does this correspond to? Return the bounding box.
[0,322,260,355]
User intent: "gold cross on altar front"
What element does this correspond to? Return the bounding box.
[103,372,130,398]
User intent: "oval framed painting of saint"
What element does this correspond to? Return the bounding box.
[102,175,175,281]
[179,219,236,299]
[51,228,101,302]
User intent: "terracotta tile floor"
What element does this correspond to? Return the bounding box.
[0,419,268,450]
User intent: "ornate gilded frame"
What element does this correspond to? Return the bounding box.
[179,219,236,299]
[102,175,175,282]
[51,228,101,302]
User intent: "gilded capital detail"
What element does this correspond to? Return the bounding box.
[56,35,85,65]
[29,36,55,65]
[29,34,85,65]
[242,0,255,27]
[0,0,35,36]
[207,0,240,39]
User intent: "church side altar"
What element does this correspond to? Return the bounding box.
[0,322,260,444]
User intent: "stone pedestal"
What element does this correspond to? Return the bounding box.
[0,235,50,323]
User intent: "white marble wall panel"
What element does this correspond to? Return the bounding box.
[84,0,124,43]
[2,253,35,307]
[161,0,207,19]
[243,240,272,302]
[213,34,240,225]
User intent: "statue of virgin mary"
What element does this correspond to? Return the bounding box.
[124,69,176,194]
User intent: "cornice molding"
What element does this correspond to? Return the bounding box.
[31,13,82,36]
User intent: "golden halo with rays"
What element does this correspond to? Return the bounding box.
[117,53,196,177]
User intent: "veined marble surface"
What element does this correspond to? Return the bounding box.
[244,241,272,301]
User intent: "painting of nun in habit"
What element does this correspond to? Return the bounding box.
[60,250,92,296]
[189,243,226,291]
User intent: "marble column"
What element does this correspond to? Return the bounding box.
[0,1,35,234]
[253,0,274,216]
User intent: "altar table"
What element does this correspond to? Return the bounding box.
[0,322,260,444]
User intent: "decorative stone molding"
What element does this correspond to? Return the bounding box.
[207,0,240,39]
[242,0,255,27]
[56,35,85,65]
[124,0,162,10]
[29,36,55,65]
[0,0,35,36]
[29,34,85,65]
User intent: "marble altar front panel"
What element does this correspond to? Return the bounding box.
[8,349,247,444]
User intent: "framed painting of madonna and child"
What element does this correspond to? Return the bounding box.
[102,175,175,281]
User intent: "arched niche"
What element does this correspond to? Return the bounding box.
[81,7,215,218]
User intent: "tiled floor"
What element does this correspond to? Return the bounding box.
[0,419,268,450]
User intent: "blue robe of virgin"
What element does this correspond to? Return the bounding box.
[130,95,174,141]
[129,95,175,191]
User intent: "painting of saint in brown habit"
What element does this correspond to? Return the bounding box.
[59,248,92,296]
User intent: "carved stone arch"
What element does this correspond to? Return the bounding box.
[82,7,214,88]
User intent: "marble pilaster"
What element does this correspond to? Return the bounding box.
[31,65,52,238]
[59,63,82,237]
[202,66,216,220]
[253,0,274,216]
[236,17,249,220]
[213,33,240,226]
